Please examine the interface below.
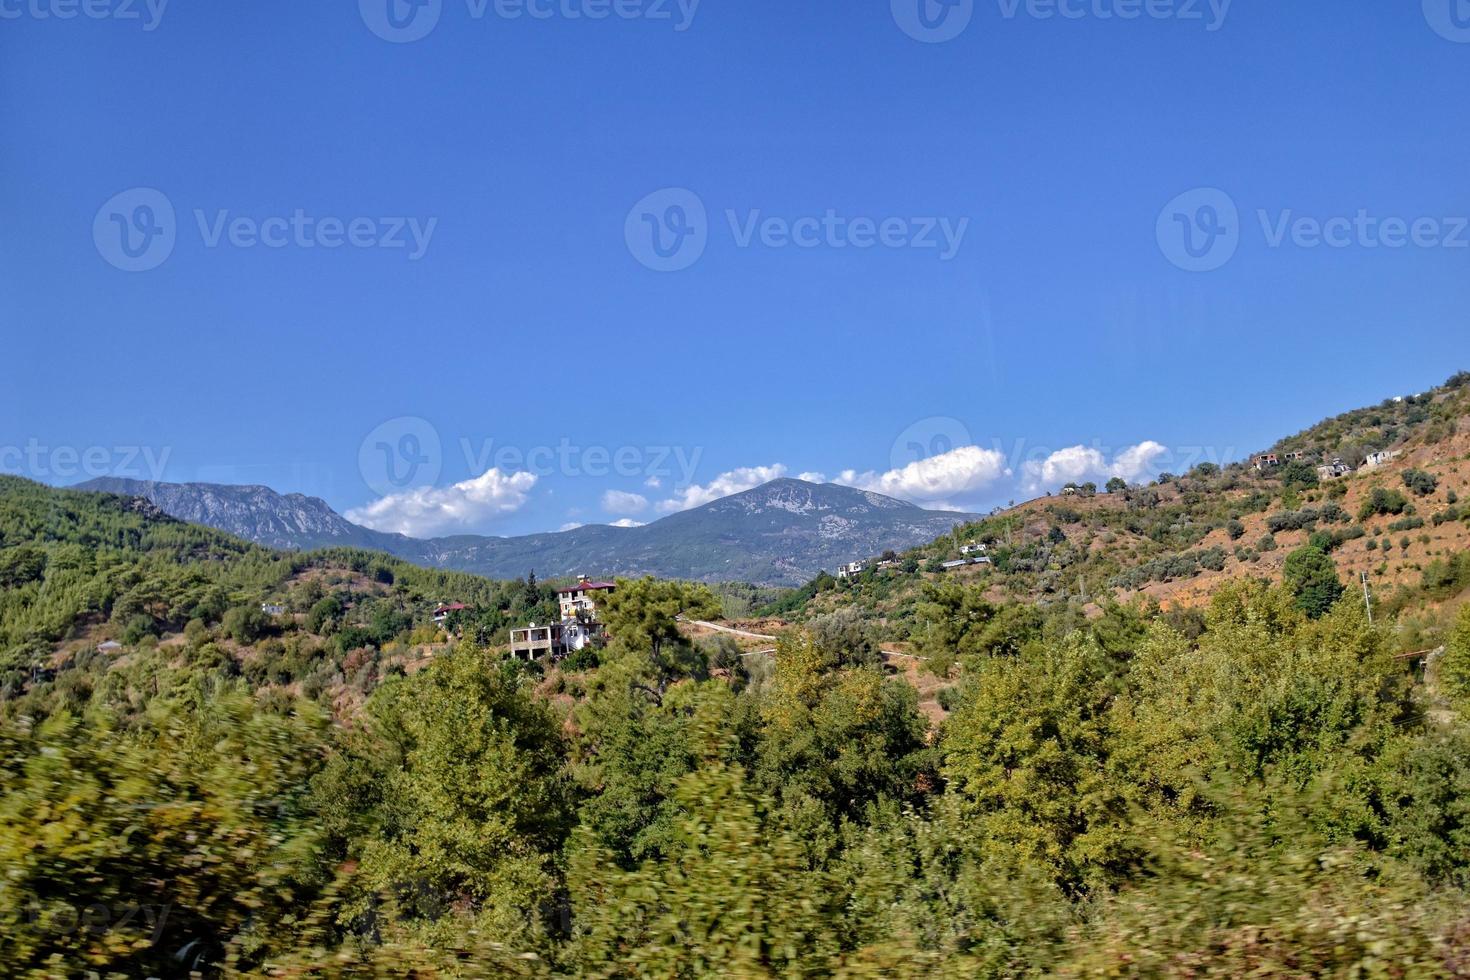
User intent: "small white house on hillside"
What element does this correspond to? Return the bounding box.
[1363,450,1402,469]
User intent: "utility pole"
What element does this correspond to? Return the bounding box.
[1361,570,1373,625]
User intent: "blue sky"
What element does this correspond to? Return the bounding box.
[2,0,1468,537]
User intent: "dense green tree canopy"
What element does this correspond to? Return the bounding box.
[1,477,1469,976]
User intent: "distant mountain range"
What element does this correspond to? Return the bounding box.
[75,477,977,586]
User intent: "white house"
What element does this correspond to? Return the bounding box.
[960,542,988,556]
[1363,450,1402,469]
[509,618,604,661]
[836,561,867,580]
[558,576,616,620]
[433,602,468,624]
[261,603,287,616]
[1316,458,1353,480]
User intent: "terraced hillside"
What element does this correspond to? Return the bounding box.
[766,372,1470,652]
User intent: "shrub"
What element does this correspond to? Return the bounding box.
[562,646,601,672]
[223,606,268,644]
[121,615,156,645]
[1359,488,1410,521]
[1267,509,1320,534]
[307,596,343,635]
[1402,469,1439,497]
[1279,461,1319,490]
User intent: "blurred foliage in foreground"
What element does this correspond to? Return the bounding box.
[1,476,1469,977]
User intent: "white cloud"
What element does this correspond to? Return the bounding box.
[346,469,537,537]
[608,518,646,528]
[657,464,788,513]
[1020,441,1169,493]
[797,471,827,483]
[559,522,585,532]
[835,446,1010,504]
[1020,446,1107,493]
[644,476,662,489]
[601,489,649,515]
[1111,440,1169,482]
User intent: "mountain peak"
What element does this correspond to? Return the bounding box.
[71,476,977,586]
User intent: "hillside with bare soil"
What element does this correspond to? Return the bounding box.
[768,372,1470,653]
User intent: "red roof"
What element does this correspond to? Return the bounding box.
[557,581,616,594]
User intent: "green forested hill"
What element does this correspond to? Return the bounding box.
[0,475,561,695]
[3,475,1470,976]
